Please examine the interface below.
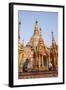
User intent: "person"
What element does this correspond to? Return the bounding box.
[48,62,52,71]
[22,59,28,72]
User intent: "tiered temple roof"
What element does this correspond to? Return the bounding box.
[26,20,45,49]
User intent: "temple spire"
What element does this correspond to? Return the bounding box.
[18,21,21,50]
[21,38,24,50]
[40,28,42,36]
[52,32,55,42]
[18,21,21,39]
[52,32,56,48]
[35,18,38,24]
[39,28,44,44]
[34,19,40,35]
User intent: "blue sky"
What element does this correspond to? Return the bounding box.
[18,10,58,47]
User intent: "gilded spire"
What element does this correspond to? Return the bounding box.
[52,32,55,42]
[18,21,21,50]
[40,28,42,37]
[21,38,24,51]
[35,18,38,24]
[52,32,56,48]
[18,21,21,39]
[39,28,44,45]
[34,19,40,35]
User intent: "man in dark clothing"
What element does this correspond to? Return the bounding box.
[22,59,28,72]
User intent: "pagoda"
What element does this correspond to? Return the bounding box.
[24,20,50,71]
[18,19,58,73]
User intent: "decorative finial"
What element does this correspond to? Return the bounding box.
[40,28,42,31]
[52,32,53,34]
[52,32,54,37]
[18,21,21,39]
[52,31,55,42]
[35,18,38,24]
[40,28,42,37]
[19,21,21,25]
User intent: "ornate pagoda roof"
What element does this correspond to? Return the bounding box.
[26,20,45,48]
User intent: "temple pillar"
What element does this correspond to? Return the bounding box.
[42,55,44,69]
[54,56,56,70]
[48,55,50,64]
[38,54,41,70]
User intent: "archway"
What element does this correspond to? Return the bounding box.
[43,55,48,71]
